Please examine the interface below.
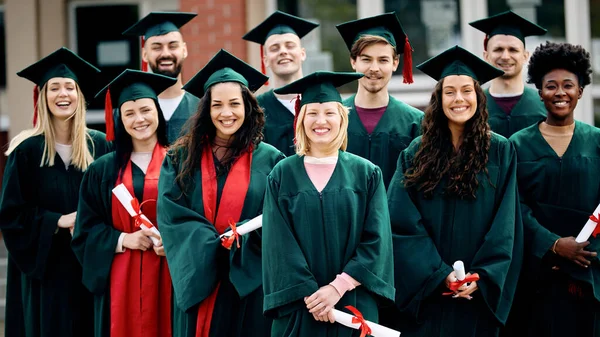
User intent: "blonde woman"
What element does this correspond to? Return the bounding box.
[0,47,112,337]
[262,71,395,336]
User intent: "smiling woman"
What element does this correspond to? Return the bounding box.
[506,42,600,337]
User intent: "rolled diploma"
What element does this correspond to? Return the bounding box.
[219,214,263,238]
[453,260,465,281]
[112,184,161,246]
[576,202,600,243]
[333,309,400,337]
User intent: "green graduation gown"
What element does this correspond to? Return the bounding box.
[157,142,285,337]
[486,87,547,138]
[71,150,170,337]
[506,121,600,337]
[262,151,395,337]
[166,91,200,143]
[387,134,523,337]
[343,95,423,189]
[0,130,112,337]
[257,90,296,156]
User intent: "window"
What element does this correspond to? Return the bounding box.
[488,0,565,43]
[278,0,358,92]
[385,0,462,65]
[71,3,141,130]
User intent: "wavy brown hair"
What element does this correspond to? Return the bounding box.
[171,83,265,193]
[404,78,491,199]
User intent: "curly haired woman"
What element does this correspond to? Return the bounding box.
[504,41,600,337]
[386,45,523,337]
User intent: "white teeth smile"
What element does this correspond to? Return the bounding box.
[313,128,329,134]
[57,102,70,107]
[134,125,149,131]
[221,120,235,126]
[554,101,568,107]
[452,106,468,112]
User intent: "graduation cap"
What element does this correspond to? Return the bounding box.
[416,45,504,84]
[336,12,414,84]
[469,10,547,49]
[273,71,363,142]
[95,69,177,141]
[242,10,319,80]
[182,49,269,99]
[16,47,101,127]
[122,12,197,71]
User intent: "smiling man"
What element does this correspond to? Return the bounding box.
[336,12,423,189]
[123,11,201,143]
[469,10,547,138]
[243,11,319,156]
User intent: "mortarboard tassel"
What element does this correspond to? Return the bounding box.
[260,45,269,86]
[141,36,148,72]
[105,88,115,141]
[32,85,39,127]
[292,94,301,144]
[402,36,414,84]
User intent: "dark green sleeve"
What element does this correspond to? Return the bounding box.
[469,142,523,325]
[386,149,453,318]
[343,167,395,303]
[262,174,319,318]
[71,161,122,295]
[157,152,221,312]
[0,148,62,279]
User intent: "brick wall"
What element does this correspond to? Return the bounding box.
[180,0,248,82]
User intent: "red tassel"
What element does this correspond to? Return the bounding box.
[32,85,39,127]
[292,94,301,144]
[483,35,489,51]
[141,36,148,72]
[402,36,413,84]
[105,89,115,141]
[260,45,269,86]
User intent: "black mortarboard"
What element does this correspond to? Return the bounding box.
[416,45,504,84]
[122,12,197,39]
[182,49,268,99]
[336,12,414,84]
[469,10,546,48]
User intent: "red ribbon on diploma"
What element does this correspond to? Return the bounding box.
[442,273,480,295]
[221,218,241,249]
[590,213,600,238]
[345,305,372,337]
[130,198,155,229]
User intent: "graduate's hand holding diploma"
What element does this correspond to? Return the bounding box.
[305,285,341,323]
[123,229,160,251]
[552,236,596,268]
[152,237,166,256]
[445,261,479,300]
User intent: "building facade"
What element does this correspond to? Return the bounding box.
[1,0,599,139]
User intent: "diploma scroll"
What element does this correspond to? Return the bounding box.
[333,308,400,337]
[453,261,465,281]
[219,214,263,238]
[112,184,161,246]
[576,202,600,243]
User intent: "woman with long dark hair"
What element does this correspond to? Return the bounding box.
[387,46,522,336]
[72,69,176,337]
[506,42,599,337]
[0,47,111,337]
[157,49,284,337]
